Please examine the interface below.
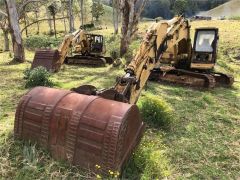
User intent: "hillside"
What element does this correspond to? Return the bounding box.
[200,0,240,18]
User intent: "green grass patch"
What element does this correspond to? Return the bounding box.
[122,130,172,179]
[138,94,174,130]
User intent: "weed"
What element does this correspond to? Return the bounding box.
[24,67,54,88]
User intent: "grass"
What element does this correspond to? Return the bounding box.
[0,20,240,179]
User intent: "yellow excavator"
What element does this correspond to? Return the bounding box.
[149,16,234,88]
[31,28,113,72]
[14,16,233,175]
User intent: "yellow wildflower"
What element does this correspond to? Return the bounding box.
[96,174,101,179]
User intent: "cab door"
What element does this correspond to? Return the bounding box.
[191,28,219,70]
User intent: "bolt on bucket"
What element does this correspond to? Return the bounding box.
[14,87,145,174]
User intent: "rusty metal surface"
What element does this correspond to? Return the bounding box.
[149,68,217,88]
[212,72,234,87]
[65,55,113,66]
[15,87,144,174]
[31,50,61,72]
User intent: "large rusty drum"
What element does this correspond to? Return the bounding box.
[14,87,144,174]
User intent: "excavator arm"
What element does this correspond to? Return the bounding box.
[31,29,84,72]
[57,29,82,65]
[94,16,190,104]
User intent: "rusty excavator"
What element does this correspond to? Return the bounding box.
[31,28,113,72]
[149,16,234,88]
[14,16,234,175]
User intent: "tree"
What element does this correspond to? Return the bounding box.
[91,1,105,22]
[48,2,58,38]
[68,0,74,32]
[79,0,83,25]
[0,17,10,51]
[142,0,171,19]
[119,0,147,57]
[173,0,187,15]
[112,0,119,34]
[5,0,25,62]
[0,5,9,51]
[60,0,67,33]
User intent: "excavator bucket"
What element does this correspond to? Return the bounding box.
[14,87,145,174]
[31,50,61,72]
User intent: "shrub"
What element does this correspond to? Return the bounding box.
[229,16,240,20]
[138,94,173,129]
[105,35,121,59]
[24,67,54,88]
[24,35,62,49]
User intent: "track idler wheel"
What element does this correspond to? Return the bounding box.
[212,73,234,87]
[15,87,145,174]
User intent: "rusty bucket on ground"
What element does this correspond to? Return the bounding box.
[31,50,61,72]
[14,87,145,174]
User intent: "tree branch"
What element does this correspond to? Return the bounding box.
[18,0,41,14]
[21,16,69,33]
[0,9,7,17]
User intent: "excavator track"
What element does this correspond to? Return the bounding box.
[149,68,217,88]
[65,55,113,67]
[211,72,234,87]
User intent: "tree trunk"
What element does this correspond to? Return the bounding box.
[80,0,84,25]
[53,14,57,38]
[119,0,147,57]
[3,29,9,51]
[68,0,74,32]
[46,6,54,35]
[120,1,131,57]
[112,0,119,34]
[23,13,28,37]
[5,0,25,62]
[62,9,67,33]
[35,11,39,34]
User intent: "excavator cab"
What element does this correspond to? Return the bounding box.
[89,34,104,54]
[190,28,219,70]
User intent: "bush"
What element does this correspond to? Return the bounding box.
[105,35,121,59]
[138,94,173,129]
[229,16,240,20]
[24,67,54,88]
[82,23,95,30]
[24,36,62,49]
